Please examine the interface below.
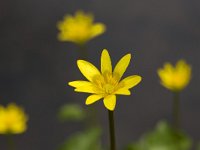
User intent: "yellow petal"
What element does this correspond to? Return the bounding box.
[158,69,172,84]
[68,81,92,88]
[76,11,93,23]
[77,60,101,82]
[176,59,187,69]
[113,53,131,81]
[11,122,26,134]
[101,49,112,74]
[91,23,106,38]
[119,75,142,89]
[85,95,103,105]
[114,88,131,95]
[75,83,97,94]
[103,95,116,111]
[162,63,174,75]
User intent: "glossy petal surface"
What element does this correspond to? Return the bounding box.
[103,95,116,111]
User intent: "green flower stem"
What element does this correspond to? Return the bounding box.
[7,134,15,150]
[173,92,180,130]
[108,110,116,150]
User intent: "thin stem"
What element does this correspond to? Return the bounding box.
[7,134,15,150]
[108,110,116,150]
[173,92,180,130]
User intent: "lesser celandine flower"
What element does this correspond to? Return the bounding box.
[69,49,142,150]
[157,60,191,92]
[68,49,142,111]
[158,59,192,130]
[0,103,28,134]
[57,11,106,46]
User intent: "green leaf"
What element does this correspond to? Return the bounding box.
[125,143,143,150]
[125,121,192,150]
[58,127,102,150]
[57,104,86,122]
[196,143,200,150]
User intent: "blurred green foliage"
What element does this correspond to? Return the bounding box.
[57,104,86,122]
[57,103,103,150]
[197,143,200,150]
[125,121,192,150]
[58,127,102,150]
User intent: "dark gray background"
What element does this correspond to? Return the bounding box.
[0,0,200,149]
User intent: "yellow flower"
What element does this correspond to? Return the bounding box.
[0,103,28,134]
[57,11,106,45]
[158,60,191,92]
[68,49,142,111]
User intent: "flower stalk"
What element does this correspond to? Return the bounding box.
[173,92,180,130]
[7,134,15,150]
[108,110,116,150]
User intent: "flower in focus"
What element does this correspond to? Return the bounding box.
[57,11,106,45]
[0,103,28,134]
[158,60,191,92]
[68,49,142,111]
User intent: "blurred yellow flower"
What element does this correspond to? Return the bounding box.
[0,103,28,134]
[158,60,191,92]
[57,11,106,45]
[69,49,142,111]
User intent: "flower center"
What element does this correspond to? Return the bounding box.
[104,84,115,94]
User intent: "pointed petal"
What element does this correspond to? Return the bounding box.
[118,75,142,89]
[68,80,92,88]
[77,60,101,82]
[114,88,131,95]
[85,95,103,105]
[113,53,131,81]
[163,63,173,73]
[91,23,106,38]
[103,95,116,111]
[101,49,112,74]
[74,83,97,94]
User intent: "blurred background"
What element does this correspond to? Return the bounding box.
[0,0,200,149]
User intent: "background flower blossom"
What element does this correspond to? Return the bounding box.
[157,60,191,92]
[0,103,28,134]
[57,11,106,45]
[69,49,142,111]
